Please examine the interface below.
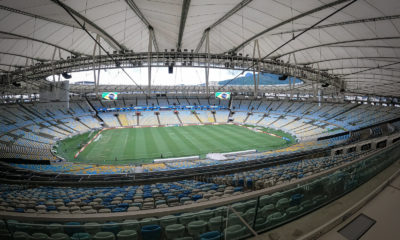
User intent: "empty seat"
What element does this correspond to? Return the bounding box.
[165,224,185,240]
[254,217,269,231]
[13,231,31,240]
[214,206,228,217]
[101,222,119,235]
[93,231,115,240]
[159,215,177,228]
[140,218,159,228]
[51,233,70,240]
[71,233,91,240]
[267,212,287,225]
[116,230,137,240]
[64,222,82,236]
[259,204,275,218]
[99,209,111,213]
[244,200,257,211]
[286,206,304,217]
[224,225,247,240]
[187,220,208,238]
[84,222,101,235]
[290,193,304,205]
[15,222,30,233]
[275,198,290,210]
[231,203,246,213]
[227,213,243,226]
[47,223,63,235]
[141,225,161,240]
[199,231,222,240]
[208,216,225,232]
[300,200,314,210]
[313,195,327,205]
[179,213,197,225]
[243,208,256,224]
[7,220,18,232]
[120,220,139,232]
[31,233,49,240]
[197,210,214,221]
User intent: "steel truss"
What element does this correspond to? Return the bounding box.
[4,52,343,89]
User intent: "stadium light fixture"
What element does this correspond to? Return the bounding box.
[61,72,72,79]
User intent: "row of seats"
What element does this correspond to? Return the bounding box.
[209,152,362,189]
[0,180,244,214]
[2,150,371,214]
[90,97,225,109]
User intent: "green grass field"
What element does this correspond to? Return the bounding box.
[57,124,293,164]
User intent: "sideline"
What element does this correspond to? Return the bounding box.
[74,129,106,158]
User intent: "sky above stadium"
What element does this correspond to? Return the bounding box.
[49,68,247,86]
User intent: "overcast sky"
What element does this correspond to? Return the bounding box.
[50,67,248,86]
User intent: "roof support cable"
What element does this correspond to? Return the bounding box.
[229,0,353,54]
[210,0,359,97]
[54,0,147,95]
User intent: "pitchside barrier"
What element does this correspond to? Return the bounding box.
[154,155,199,163]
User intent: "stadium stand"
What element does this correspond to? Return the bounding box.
[0,99,399,166]
[1,1,400,239]
[0,93,399,240]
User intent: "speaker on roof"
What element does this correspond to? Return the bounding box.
[12,82,21,87]
[61,72,72,79]
[168,65,173,74]
[278,75,288,81]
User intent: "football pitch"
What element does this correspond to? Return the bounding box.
[58,124,293,164]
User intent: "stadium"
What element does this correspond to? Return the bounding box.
[0,0,400,240]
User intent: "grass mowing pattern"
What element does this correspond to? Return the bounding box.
[56,130,99,161]
[245,124,297,143]
[60,124,293,165]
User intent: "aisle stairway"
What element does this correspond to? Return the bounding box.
[156,113,161,125]
[118,114,129,127]
[193,112,202,123]
[176,113,183,124]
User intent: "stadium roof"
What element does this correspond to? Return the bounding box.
[0,0,399,97]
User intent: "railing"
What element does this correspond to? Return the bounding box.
[0,147,329,186]
[0,141,399,240]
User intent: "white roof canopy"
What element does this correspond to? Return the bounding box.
[0,0,399,96]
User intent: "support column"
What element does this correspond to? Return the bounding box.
[24,58,30,101]
[252,40,261,99]
[92,35,99,99]
[57,48,61,82]
[205,31,210,96]
[148,29,153,96]
[290,53,297,100]
[312,79,318,101]
[314,63,320,102]
[51,47,57,83]
[97,36,101,97]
